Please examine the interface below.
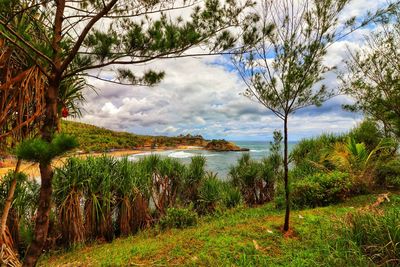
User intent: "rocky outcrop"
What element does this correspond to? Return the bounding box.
[205,140,249,152]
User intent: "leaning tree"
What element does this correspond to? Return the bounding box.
[0,0,254,265]
[0,2,90,264]
[232,0,394,232]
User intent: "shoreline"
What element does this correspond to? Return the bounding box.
[0,145,200,178]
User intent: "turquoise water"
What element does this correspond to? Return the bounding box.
[128,141,298,179]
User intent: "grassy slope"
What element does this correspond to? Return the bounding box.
[39,193,399,266]
[62,120,207,152]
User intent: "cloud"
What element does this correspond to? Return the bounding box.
[75,0,382,141]
[157,126,179,133]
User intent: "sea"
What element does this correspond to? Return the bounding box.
[127,141,298,180]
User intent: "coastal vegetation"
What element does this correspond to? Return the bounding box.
[61,120,208,152]
[38,194,400,266]
[0,0,400,266]
[1,120,399,266]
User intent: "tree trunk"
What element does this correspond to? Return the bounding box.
[283,116,290,231]
[23,82,59,267]
[0,159,21,242]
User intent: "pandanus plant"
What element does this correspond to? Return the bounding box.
[140,155,185,217]
[83,156,116,242]
[182,156,206,204]
[53,158,87,246]
[198,172,222,214]
[148,156,186,217]
[229,153,277,206]
[114,158,152,236]
[117,158,153,235]
[0,171,39,253]
[230,154,262,205]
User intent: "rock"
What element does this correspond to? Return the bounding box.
[205,139,249,152]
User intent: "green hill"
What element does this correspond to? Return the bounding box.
[61,120,208,152]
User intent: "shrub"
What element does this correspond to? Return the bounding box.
[290,133,344,179]
[376,159,400,188]
[349,120,383,152]
[290,171,352,209]
[197,172,222,214]
[181,156,206,204]
[0,171,39,254]
[221,182,242,209]
[344,208,400,266]
[230,154,277,205]
[158,207,198,230]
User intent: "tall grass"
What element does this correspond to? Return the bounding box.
[344,208,400,266]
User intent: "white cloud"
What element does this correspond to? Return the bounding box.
[158,126,179,133]
[74,0,384,141]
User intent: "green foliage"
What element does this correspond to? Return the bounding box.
[344,208,400,266]
[16,133,78,163]
[220,182,242,209]
[290,133,345,179]
[158,207,198,230]
[343,13,400,138]
[61,120,207,152]
[182,156,206,203]
[230,153,278,205]
[0,171,40,254]
[39,193,397,267]
[287,171,352,209]
[198,172,223,214]
[376,158,400,188]
[349,120,383,151]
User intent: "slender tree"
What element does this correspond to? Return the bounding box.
[232,0,391,231]
[0,0,253,265]
[342,7,400,138]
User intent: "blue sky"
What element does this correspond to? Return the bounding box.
[75,0,387,141]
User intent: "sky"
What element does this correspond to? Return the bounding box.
[74,0,389,141]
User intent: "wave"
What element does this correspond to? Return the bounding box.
[250,149,268,153]
[168,151,195,158]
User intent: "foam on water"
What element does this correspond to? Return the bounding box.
[167,151,195,158]
[250,149,268,153]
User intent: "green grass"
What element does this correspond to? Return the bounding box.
[38,193,399,266]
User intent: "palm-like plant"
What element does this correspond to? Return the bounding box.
[230,154,261,205]
[0,171,39,253]
[114,158,143,236]
[198,172,222,214]
[329,137,398,189]
[83,156,116,242]
[53,158,87,246]
[182,156,206,204]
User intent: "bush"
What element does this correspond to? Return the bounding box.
[290,171,352,209]
[344,208,400,266]
[230,154,277,205]
[197,173,222,214]
[221,182,242,209]
[376,159,400,188]
[349,120,383,152]
[290,134,344,179]
[158,207,198,230]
